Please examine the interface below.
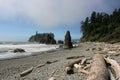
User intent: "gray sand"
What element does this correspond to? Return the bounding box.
[0,42,120,80]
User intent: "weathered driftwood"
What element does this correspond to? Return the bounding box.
[46,60,58,64]
[74,64,89,75]
[66,56,84,59]
[20,60,58,77]
[76,58,87,69]
[86,58,92,64]
[105,57,120,80]
[81,58,87,65]
[73,54,119,80]
[87,53,110,80]
[113,53,120,56]
[108,68,115,80]
[36,64,45,68]
[20,67,34,77]
[74,58,90,74]
[65,59,81,74]
[84,64,91,70]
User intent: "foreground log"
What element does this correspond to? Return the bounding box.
[108,68,115,80]
[65,59,81,74]
[87,53,110,80]
[84,64,91,70]
[20,67,34,77]
[81,58,87,65]
[46,60,58,64]
[74,64,89,75]
[36,64,45,68]
[19,59,58,77]
[66,56,84,59]
[105,57,120,80]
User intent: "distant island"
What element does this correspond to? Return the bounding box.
[28,31,56,44]
[80,8,120,43]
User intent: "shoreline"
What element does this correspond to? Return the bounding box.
[0,43,59,61]
[0,42,120,80]
[0,48,60,61]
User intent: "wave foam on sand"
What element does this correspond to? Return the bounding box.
[0,43,59,60]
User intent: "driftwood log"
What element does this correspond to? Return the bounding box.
[105,57,120,80]
[87,53,110,80]
[84,64,91,70]
[20,67,34,77]
[74,64,89,75]
[73,54,120,80]
[46,60,58,64]
[66,56,84,59]
[36,64,45,68]
[65,59,81,74]
[108,68,115,80]
[20,60,58,77]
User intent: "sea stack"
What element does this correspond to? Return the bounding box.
[63,31,73,49]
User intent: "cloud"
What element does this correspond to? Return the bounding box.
[0,0,119,27]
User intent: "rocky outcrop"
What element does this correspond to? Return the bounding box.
[13,48,25,53]
[63,31,73,49]
[29,32,56,44]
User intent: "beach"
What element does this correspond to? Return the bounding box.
[0,42,120,80]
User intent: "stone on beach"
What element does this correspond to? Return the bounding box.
[13,48,25,53]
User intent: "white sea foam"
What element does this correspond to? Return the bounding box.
[0,43,59,60]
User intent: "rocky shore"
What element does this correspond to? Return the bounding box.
[0,42,120,80]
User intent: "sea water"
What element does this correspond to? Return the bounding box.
[0,42,59,60]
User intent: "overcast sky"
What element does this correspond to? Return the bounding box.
[0,0,120,42]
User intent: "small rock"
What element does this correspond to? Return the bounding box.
[13,48,25,53]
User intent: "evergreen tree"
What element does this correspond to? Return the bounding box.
[91,11,96,23]
[80,8,120,43]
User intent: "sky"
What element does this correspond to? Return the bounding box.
[0,0,120,42]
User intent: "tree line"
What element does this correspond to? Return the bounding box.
[81,8,120,43]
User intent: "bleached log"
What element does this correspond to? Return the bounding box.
[84,64,91,70]
[108,68,115,80]
[36,64,45,68]
[65,59,81,74]
[105,57,120,80]
[66,56,84,59]
[113,53,120,56]
[74,64,89,75]
[86,59,92,64]
[87,53,110,80]
[20,67,34,77]
[46,60,58,64]
[81,58,87,65]
[36,60,58,68]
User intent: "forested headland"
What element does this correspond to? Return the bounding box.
[80,8,120,43]
[28,32,56,44]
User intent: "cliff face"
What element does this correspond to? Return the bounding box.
[28,33,56,44]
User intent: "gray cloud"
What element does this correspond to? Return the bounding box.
[0,0,119,27]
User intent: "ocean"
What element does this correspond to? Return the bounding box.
[0,42,59,60]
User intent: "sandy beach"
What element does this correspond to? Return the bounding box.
[0,42,120,80]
